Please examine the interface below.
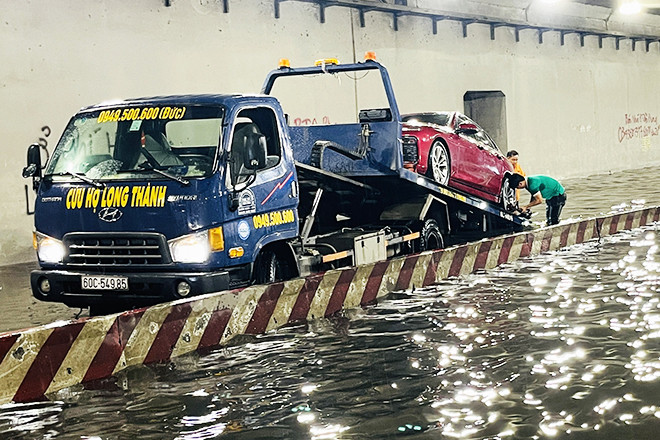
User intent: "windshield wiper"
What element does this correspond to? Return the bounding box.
[46,171,105,188]
[137,162,190,186]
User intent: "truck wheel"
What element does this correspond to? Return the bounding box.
[254,249,288,284]
[419,219,444,251]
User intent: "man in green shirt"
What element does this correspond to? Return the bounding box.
[510,174,567,225]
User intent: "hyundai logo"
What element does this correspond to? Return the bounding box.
[98,207,123,222]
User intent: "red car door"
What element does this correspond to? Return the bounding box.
[468,123,509,196]
[448,114,488,189]
[449,114,505,199]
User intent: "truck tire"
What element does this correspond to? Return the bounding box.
[254,248,293,285]
[419,219,444,251]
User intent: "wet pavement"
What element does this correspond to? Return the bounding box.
[1,166,657,334]
[1,166,660,439]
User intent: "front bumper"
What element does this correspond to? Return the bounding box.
[30,269,231,309]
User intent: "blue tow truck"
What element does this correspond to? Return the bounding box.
[23,56,524,314]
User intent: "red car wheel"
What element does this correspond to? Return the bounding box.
[500,176,518,212]
[427,140,450,186]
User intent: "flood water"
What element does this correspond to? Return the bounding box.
[1,166,660,439]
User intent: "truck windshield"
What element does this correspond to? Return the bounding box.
[45,105,223,181]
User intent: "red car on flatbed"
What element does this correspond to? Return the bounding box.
[402,111,518,212]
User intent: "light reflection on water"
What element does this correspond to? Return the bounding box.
[1,226,659,439]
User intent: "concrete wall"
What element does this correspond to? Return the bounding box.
[2,0,660,265]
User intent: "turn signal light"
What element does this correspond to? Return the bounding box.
[228,247,245,258]
[209,226,225,251]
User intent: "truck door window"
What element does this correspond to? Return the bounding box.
[229,107,281,186]
[165,118,221,176]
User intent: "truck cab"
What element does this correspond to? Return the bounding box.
[23,95,299,311]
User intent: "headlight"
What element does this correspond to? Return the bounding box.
[168,227,223,263]
[33,232,65,263]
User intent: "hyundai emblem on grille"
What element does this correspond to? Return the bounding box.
[98,207,123,222]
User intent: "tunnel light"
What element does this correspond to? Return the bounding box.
[619,0,642,14]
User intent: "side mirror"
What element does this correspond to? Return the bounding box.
[456,123,478,135]
[23,143,43,192]
[243,133,267,171]
[228,133,266,211]
[22,143,42,178]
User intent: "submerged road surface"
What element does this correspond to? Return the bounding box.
[0,166,659,438]
[1,166,657,334]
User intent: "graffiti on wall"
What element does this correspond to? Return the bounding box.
[618,113,659,148]
[292,116,331,126]
[34,125,52,166]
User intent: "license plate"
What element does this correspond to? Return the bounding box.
[81,275,129,291]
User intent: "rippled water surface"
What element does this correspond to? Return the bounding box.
[1,167,660,439]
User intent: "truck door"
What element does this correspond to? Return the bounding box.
[224,106,298,265]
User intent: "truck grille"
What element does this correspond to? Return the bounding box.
[63,232,170,267]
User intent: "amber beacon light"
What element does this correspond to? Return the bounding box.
[278,58,291,69]
[364,51,377,61]
[314,58,340,66]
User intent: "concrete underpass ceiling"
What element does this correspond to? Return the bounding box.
[274,0,660,43]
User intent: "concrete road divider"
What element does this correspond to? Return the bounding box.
[1,207,658,404]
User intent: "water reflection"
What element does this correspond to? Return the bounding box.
[2,228,660,438]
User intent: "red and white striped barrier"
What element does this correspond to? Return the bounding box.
[1,207,658,404]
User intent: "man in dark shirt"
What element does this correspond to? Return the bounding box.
[510,174,567,226]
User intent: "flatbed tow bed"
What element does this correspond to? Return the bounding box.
[397,168,527,227]
[266,57,527,249]
[295,161,527,249]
